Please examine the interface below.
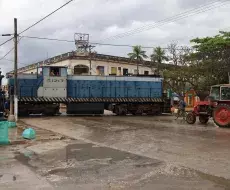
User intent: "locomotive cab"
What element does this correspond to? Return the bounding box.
[37,66,67,98]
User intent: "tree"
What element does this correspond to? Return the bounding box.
[128,45,148,74]
[190,31,230,86]
[164,31,230,94]
[163,43,195,94]
[150,46,168,74]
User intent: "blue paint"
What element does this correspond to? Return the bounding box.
[8,67,163,99]
[67,79,162,98]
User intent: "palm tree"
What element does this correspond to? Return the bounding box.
[150,46,168,74]
[128,45,148,75]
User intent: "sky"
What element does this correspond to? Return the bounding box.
[0,0,230,78]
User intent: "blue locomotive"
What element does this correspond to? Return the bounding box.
[7,66,170,116]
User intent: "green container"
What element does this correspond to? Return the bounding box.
[8,121,16,128]
[0,121,9,145]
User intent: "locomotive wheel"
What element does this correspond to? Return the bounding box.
[135,109,143,116]
[186,112,196,124]
[213,104,230,128]
[115,106,127,116]
[199,115,209,124]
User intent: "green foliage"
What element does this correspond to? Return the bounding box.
[128,45,148,74]
[126,32,230,94]
[150,46,168,74]
[164,31,230,94]
[127,45,148,61]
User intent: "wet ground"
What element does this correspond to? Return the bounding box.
[1,114,230,189]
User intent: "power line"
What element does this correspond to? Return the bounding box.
[0,47,15,61]
[0,0,75,48]
[0,58,26,66]
[0,37,23,60]
[98,0,226,42]
[0,37,14,48]
[19,0,75,35]
[20,35,75,43]
[97,0,229,42]
[20,35,192,50]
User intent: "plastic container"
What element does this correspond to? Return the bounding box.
[8,121,17,128]
[0,121,9,145]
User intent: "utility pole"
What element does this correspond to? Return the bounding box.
[88,45,95,75]
[3,18,18,122]
[14,18,18,122]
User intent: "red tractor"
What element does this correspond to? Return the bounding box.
[186,84,230,127]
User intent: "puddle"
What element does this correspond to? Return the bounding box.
[12,141,230,190]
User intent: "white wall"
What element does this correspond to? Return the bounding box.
[21,59,155,75]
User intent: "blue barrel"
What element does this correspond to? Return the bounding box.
[0,121,9,145]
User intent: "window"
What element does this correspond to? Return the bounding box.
[50,67,60,76]
[144,71,149,75]
[96,66,104,75]
[134,69,138,74]
[210,86,220,100]
[74,65,89,75]
[111,67,117,75]
[221,87,230,100]
[123,68,128,76]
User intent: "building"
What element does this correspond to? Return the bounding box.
[7,51,158,77]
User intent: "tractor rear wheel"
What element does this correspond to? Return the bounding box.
[213,104,230,128]
[199,115,209,124]
[186,112,196,124]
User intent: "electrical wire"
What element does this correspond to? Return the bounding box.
[0,0,75,48]
[20,35,74,43]
[0,37,23,60]
[19,0,75,35]
[97,0,229,42]
[0,37,14,48]
[99,0,227,42]
[20,35,193,50]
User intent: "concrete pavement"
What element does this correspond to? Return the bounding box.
[17,115,230,189]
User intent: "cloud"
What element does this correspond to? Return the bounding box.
[0,0,230,79]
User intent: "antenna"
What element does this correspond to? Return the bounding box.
[74,33,89,53]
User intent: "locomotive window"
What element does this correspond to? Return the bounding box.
[50,67,60,76]
[221,87,230,100]
[210,86,220,100]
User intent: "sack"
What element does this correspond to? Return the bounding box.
[0,121,9,145]
[22,128,36,139]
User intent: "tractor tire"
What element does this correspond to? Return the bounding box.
[199,115,209,124]
[186,112,196,124]
[213,104,230,128]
